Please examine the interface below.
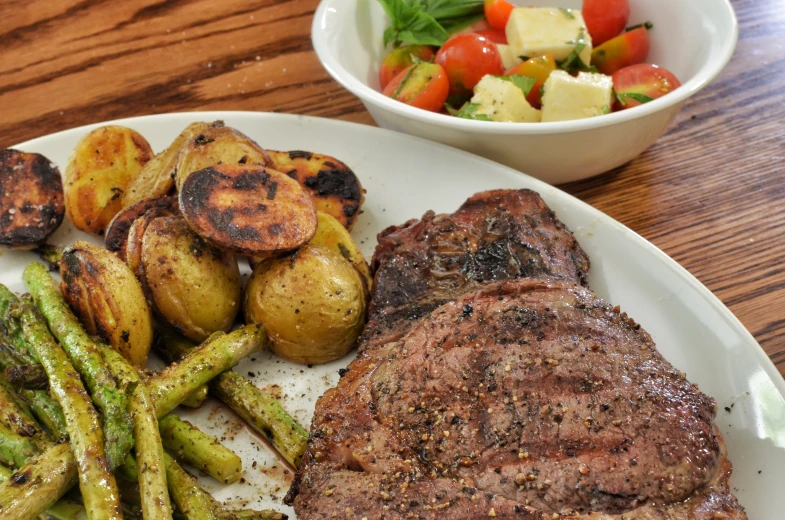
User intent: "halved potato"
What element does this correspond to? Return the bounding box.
[105,196,178,260]
[310,211,371,289]
[121,121,214,208]
[179,164,317,256]
[125,209,174,277]
[65,126,153,235]
[60,241,153,367]
[266,150,364,230]
[140,216,241,341]
[174,124,271,191]
[0,149,65,249]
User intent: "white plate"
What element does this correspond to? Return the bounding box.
[3,112,781,519]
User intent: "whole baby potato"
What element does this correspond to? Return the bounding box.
[140,215,241,341]
[245,244,368,364]
[65,125,153,235]
[60,241,153,367]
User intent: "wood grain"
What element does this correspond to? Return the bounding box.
[1,0,784,376]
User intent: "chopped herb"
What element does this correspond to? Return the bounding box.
[601,105,611,114]
[391,62,419,98]
[494,74,537,96]
[615,92,656,107]
[559,8,575,19]
[557,28,597,73]
[626,21,654,32]
[518,55,531,62]
[445,102,494,121]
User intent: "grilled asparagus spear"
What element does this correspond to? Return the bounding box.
[4,364,48,389]
[101,345,173,520]
[22,263,133,470]
[164,452,220,520]
[158,333,309,468]
[181,385,209,408]
[147,325,267,417]
[158,414,242,484]
[20,388,68,441]
[15,297,122,520]
[0,422,38,468]
[0,443,78,520]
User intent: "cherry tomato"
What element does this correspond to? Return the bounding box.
[383,62,450,112]
[583,0,630,46]
[435,34,504,96]
[591,27,650,75]
[484,0,515,32]
[379,45,436,90]
[475,29,507,45]
[505,54,557,109]
[612,64,681,110]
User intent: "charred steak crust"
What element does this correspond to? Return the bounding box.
[287,190,746,519]
[363,190,590,349]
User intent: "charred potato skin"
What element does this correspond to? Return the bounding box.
[0,149,65,249]
[179,164,317,256]
[140,215,242,342]
[245,244,368,365]
[105,196,178,260]
[174,124,272,191]
[60,241,154,367]
[267,150,364,230]
[65,125,153,235]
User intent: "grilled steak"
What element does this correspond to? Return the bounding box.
[286,190,746,519]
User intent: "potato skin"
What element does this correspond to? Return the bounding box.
[310,211,371,289]
[60,241,153,367]
[0,149,65,249]
[65,125,153,235]
[266,150,364,230]
[140,216,241,341]
[175,124,272,191]
[105,196,178,261]
[245,244,368,365]
[179,164,317,256]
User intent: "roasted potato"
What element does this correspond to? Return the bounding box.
[266,150,364,230]
[105,196,178,260]
[245,244,368,364]
[121,121,214,208]
[310,211,371,289]
[140,215,241,341]
[60,241,153,366]
[179,164,317,256]
[174,124,271,191]
[0,149,65,249]
[65,126,153,235]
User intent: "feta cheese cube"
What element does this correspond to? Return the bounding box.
[470,75,541,123]
[541,71,614,122]
[496,44,522,71]
[506,7,592,66]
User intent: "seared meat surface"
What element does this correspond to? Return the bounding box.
[364,190,590,350]
[286,190,746,519]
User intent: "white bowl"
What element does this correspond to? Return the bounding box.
[312,0,738,184]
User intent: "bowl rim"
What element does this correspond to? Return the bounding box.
[312,0,738,135]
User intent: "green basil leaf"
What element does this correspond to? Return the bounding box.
[557,29,592,73]
[441,13,486,34]
[408,0,484,21]
[615,92,656,106]
[378,0,449,47]
[446,102,494,121]
[495,74,537,97]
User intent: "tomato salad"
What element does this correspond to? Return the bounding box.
[377,0,681,123]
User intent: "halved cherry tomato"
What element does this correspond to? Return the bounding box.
[583,0,630,46]
[383,62,450,112]
[484,0,515,32]
[475,29,507,45]
[612,64,681,110]
[591,27,650,75]
[379,45,436,89]
[435,34,504,96]
[506,54,557,109]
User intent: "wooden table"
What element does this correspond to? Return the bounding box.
[1,0,783,375]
